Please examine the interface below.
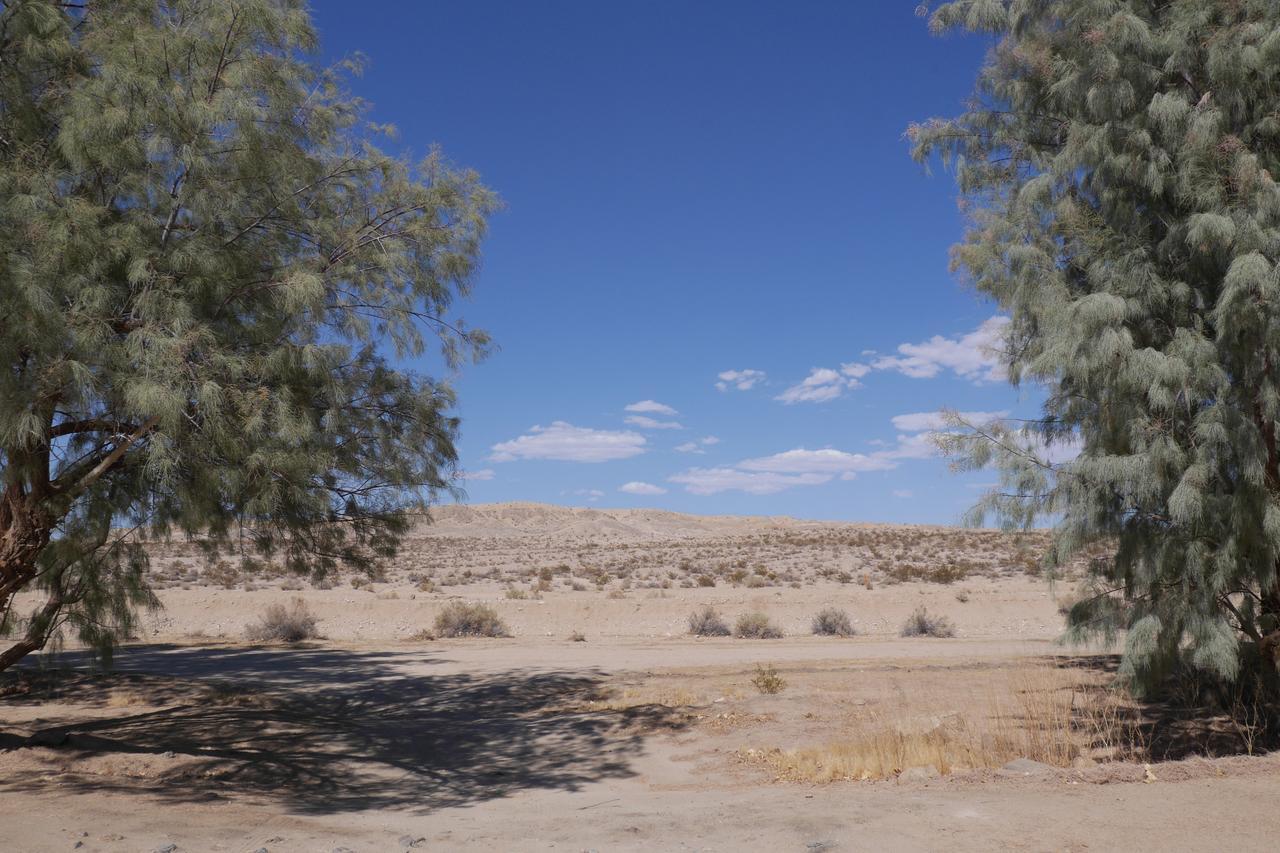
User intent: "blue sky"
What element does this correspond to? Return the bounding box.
[310,1,1041,524]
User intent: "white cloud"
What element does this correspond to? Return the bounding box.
[574,488,605,502]
[892,489,914,499]
[872,316,1009,382]
[675,435,721,454]
[716,369,766,392]
[625,400,678,416]
[625,415,684,430]
[879,431,944,460]
[619,481,667,495]
[455,468,496,481]
[490,421,646,463]
[775,367,861,405]
[890,410,1009,432]
[669,467,832,495]
[738,448,896,476]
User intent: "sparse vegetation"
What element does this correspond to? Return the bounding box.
[751,663,786,694]
[245,598,320,643]
[900,606,956,638]
[688,606,731,637]
[434,602,510,638]
[735,611,783,639]
[811,607,855,637]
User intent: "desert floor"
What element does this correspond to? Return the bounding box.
[2,503,1278,852]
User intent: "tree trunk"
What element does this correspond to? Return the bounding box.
[0,484,56,671]
[0,592,65,671]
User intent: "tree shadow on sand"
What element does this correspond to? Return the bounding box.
[1048,653,1279,762]
[0,645,689,814]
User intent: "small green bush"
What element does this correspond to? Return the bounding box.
[735,611,783,639]
[245,598,319,643]
[751,663,786,694]
[811,607,856,637]
[434,601,510,638]
[900,606,956,638]
[688,606,731,637]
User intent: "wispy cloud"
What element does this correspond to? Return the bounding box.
[455,468,496,481]
[490,422,646,463]
[738,448,896,476]
[625,400,678,416]
[716,369,766,392]
[773,317,1009,405]
[668,467,832,495]
[871,316,1008,382]
[676,435,720,454]
[625,415,684,430]
[774,365,866,405]
[573,488,605,502]
[890,410,1008,432]
[619,481,667,495]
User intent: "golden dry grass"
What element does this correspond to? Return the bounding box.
[750,666,1143,782]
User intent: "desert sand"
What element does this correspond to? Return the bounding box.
[2,503,1278,852]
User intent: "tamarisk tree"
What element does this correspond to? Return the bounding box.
[0,0,495,669]
[914,0,1280,688]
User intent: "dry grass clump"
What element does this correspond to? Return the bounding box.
[753,667,1142,782]
[811,607,855,637]
[688,606,731,636]
[434,601,510,638]
[751,663,786,694]
[735,611,783,639]
[900,606,956,638]
[245,598,320,643]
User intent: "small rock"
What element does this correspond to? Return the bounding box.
[897,765,940,783]
[73,843,84,850]
[1000,758,1056,776]
[806,841,836,851]
[154,845,178,853]
[161,751,175,758]
[253,848,268,853]
[398,836,425,849]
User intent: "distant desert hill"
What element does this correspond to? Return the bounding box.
[412,501,877,541]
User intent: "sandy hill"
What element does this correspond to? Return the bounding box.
[414,501,849,541]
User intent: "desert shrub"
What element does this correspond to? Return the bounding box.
[812,607,856,637]
[688,606,731,637]
[696,574,716,587]
[735,611,783,639]
[245,598,320,643]
[900,606,956,638]
[434,601,510,638]
[751,663,786,694]
[568,630,587,642]
[204,559,241,589]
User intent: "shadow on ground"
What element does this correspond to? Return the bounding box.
[0,645,688,814]
[1047,653,1278,761]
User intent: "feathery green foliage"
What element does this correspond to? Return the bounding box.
[915,0,1280,689]
[0,0,495,669]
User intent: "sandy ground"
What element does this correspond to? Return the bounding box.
[2,504,1278,852]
